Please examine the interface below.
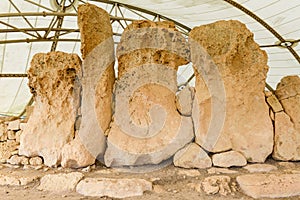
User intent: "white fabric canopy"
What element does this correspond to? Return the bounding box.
[0,0,299,116]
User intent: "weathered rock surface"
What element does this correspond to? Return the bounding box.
[19,123,27,131]
[275,76,300,122]
[0,123,6,137]
[207,167,238,174]
[29,156,43,166]
[189,20,273,162]
[76,178,152,198]
[237,174,300,199]
[77,3,115,159]
[201,175,234,196]
[105,20,193,167]
[19,52,81,167]
[61,134,95,168]
[266,94,283,113]
[173,143,212,169]
[0,175,20,186]
[176,169,201,177]
[7,119,20,131]
[188,183,202,193]
[273,112,300,160]
[0,173,39,186]
[176,86,194,116]
[278,161,296,169]
[7,155,29,165]
[269,108,275,121]
[0,140,18,161]
[273,76,300,161]
[7,130,16,140]
[243,164,277,173]
[212,150,247,168]
[38,172,84,192]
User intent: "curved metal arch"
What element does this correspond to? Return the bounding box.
[0,0,192,78]
[223,0,300,64]
[90,0,191,32]
[1,0,300,115]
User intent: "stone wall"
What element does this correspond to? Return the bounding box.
[12,3,300,170]
[0,118,44,168]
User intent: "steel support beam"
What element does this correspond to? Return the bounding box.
[0,74,27,77]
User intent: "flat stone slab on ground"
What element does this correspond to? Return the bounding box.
[176,169,201,177]
[207,167,238,174]
[0,173,39,186]
[76,178,152,198]
[243,164,278,173]
[37,172,84,193]
[237,173,300,199]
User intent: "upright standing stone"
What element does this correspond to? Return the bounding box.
[105,20,193,167]
[189,20,273,162]
[19,52,81,167]
[76,4,115,160]
[275,76,300,130]
[273,76,300,161]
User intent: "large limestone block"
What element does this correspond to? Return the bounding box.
[19,52,81,167]
[273,76,300,161]
[275,76,300,130]
[189,20,273,162]
[273,112,300,160]
[77,3,115,159]
[105,20,193,167]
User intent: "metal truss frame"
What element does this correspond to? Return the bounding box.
[0,0,300,116]
[0,0,299,77]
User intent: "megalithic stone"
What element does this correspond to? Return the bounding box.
[189,20,273,162]
[104,20,194,167]
[19,52,82,167]
[75,4,115,161]
[273,75,300,161]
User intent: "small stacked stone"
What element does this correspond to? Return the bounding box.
[0,118,44,168]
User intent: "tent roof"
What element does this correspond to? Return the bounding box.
[0,0,299,116]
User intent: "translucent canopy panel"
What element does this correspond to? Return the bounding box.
[0,0,299,116]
